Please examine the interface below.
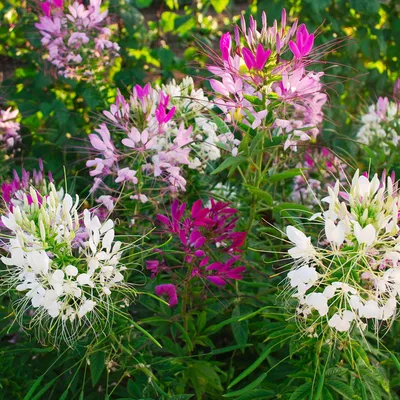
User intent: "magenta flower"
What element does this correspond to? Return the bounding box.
[135,83,151,99]
[206,257,246,286]
[220,32,232,62]
[0,160,52,217]
[155,103,176,125]
[146,260,160,278]
[155,284,178,307]
[289,24,314,59]
[157,198,246,262]
[242,44,271,71]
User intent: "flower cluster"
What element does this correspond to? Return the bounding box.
[285,170,400,334]
[0,160,52,215]
[208,10,327,152]
[0,176,125,344]
[357,95,399,151]
[147,199,246,306]
[35,0,120,80]
[87,77,221,197]
[0,107,21,152]
[291,147,347,205]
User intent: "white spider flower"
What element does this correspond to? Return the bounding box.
[284,170,400,336]
[356,97,399,150]
[0,182,126,345]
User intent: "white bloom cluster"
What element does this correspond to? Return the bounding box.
[1,182,124,342]
[159,76,221,168]
[285,170,400,334]
[357,97,399,150]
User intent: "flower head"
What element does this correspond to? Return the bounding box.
[284,170,400,336]
[87,77,221,197]
[0,175,125,345]
[208,10,327,152]
[35,0,119,80]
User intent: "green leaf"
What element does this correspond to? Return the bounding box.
[289,382,312,400]
[243,94,264,106]
[133,0,153,8]
[169,396,194,400]
[59,389,69,400]
[249,131,264,156]
[267,168,302,183]
[236,389,275,400]
[228,339,281,388]
[211,344,252,355]
[23,375,44,400]
[245,185,273,206]
[90,351,106,386]
[231,306,249,347]
[326,380,354,399]
[160,12,178,33]
[210,0,229,13]
[31,377,58,400]
[211,156,247,175]
[224,372,269,397]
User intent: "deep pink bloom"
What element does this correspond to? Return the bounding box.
[135,83,151,99]
[155,284,178,307]
[0,160,51,217]
[146,260,160,278]
[40,1,52,17]
[220,32,232,62]
[289,24,314,58]
[206,257,246,286]
[155,103,176,125]
[242,44,271,71]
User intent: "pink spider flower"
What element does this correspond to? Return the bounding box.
[208,10,327,151]
[87,82,201,196]
[35,0,119,80]
[289,24,315,59]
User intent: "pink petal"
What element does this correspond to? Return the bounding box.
[241,47,255,70]
[289,41,301,58]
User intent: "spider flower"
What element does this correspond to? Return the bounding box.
[35,0,120,80]
[356,93,400,151]
[147,198,246,300]
[285,170,400,336]
[208,10,327,152]
[87,77,222,196]
[0,107,21,152]
[0,177,125,345]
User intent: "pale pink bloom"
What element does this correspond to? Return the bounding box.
[121,127,154,151]
[115,168,138,184]
[96,195,114,211]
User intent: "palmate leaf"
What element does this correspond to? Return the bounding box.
[289,382,312,400]
[326,380,355,399]
[211,156,247,176]
[90,351,106,386]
